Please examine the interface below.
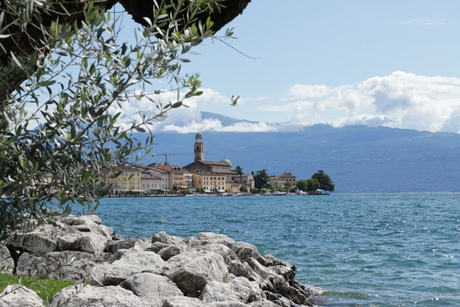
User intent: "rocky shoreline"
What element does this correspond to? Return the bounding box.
[0,215,322,306]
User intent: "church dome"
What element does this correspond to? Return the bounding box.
[221,158,232,168]
[195,132,203,140]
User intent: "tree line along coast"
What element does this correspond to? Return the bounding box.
[102,133,335,196]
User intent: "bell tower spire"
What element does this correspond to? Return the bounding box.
[194,132,204,162]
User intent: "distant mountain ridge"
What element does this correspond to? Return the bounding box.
[200,111,258,126]
[138,113,460,193]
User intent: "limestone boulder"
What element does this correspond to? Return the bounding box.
[248,300,279,307]
[151,231,188,245]
[261,255,297,282]
[7,232,57,254]
[199,277,266,304]
[49,284,151,307]
[161,296,205,307]
[132,237,151,251]
[147,242,189,261]
[120,272,183,306]
[162,250,229,297]
[57,234,108,254]
[207,302,247,307]
[55,215,114,254]
[290,280,323,299]
[194,243,239,265]
[91,250,164,286]
[246,257,286,289]
[275,285,310,306]
[16,251,112,280]
[193,233,262,262]
[148,231,191,260]
[106,237,138,253]
[228,259,266,283]
[6,215,115,257]
[0,284,44,307]
[232,242,262,262]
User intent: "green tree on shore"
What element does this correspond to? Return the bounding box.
[312,170,335,192]
[296,179,320,193]
[254,169,270,190]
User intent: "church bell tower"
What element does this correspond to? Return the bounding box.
[194,132,204,162]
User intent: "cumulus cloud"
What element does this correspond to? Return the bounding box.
[113,71,460,134]
[281,71,460,133]
[114,88,278,133]
[440,107,460,133]
[162,119,277,133]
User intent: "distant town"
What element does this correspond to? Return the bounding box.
[102,133,326,196]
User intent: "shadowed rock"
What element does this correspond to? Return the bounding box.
[163,250,229,297]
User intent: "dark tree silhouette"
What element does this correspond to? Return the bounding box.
[0,0,251,100]
[312,170,335,192]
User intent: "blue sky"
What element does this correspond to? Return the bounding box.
[114,1,460,134]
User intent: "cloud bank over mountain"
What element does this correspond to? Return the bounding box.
[115,71,460,134]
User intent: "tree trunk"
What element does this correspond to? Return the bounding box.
[0,0,251,99]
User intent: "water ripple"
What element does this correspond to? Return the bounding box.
[93,193,460,306]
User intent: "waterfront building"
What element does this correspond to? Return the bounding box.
[268,172,297,189]
[192,173,227,193]
[184,133,254,193]
[152,164,188,191]
[106,163,143,194]
[184,171,193,189]
[140,166,169,193]
[232,173,255,191]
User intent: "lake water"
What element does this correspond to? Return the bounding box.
[91,193,460,306]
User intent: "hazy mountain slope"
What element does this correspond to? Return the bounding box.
[139,125,460,193]
[200,111,258,126]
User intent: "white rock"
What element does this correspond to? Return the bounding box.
[163,250,228,297]
[120,272,183,307]
[151,231,188,245]
[91,250,164,286]
[195,243,239,265]
[199,277,265,304]
[161,296,205,307]
[0,284,44,307]
[16,251,111,280]
[49,284,151,307]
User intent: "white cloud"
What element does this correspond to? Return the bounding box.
[439,107,460,133]
[161,119,277,133]
[112,71,460,134]
[113,88,278,133]
[282,71,460,133]
[113,88,228,130]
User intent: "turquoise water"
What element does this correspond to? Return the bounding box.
[92,193,460,306]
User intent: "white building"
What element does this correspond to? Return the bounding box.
[141,167,169,193]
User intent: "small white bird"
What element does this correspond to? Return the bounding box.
[230,95,239,106]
